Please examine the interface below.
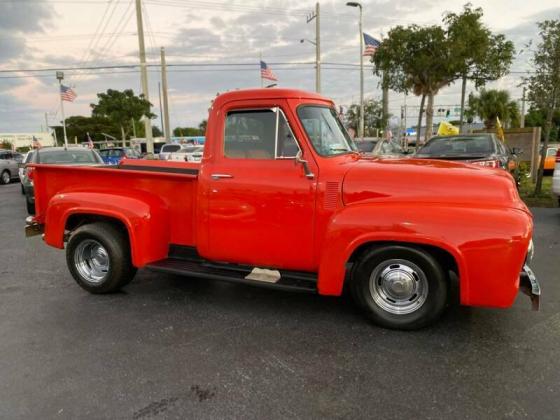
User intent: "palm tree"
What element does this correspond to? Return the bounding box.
[466,89,519,129]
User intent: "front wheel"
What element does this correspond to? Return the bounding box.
[66,222,136,294]
[350,245,448,330]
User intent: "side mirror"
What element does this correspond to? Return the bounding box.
[296,151,315,179]
[512,147,523,155]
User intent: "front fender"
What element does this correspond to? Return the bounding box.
[317,202,532,308]
[44,191,170,267]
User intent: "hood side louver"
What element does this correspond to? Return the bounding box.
[325,181,339,210]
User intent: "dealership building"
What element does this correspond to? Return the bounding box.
[0,132,56,149]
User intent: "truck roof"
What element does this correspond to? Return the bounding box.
[213,88,331,108]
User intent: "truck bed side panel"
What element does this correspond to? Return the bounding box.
[33,164,198,265]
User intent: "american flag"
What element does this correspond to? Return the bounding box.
[260,61,278,82]
[363,33,381,56]
[60,84,77,102]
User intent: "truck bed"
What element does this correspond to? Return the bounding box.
[32,160,200,247]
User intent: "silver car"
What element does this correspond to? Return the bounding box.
[0,149,20,185]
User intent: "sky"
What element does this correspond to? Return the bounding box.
[0,0,559,133]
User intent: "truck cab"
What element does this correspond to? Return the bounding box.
[26,89,540,330]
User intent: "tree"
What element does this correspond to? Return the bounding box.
[345,100,385,136]
[198,119,208,134]
[136,124,163,138]
[173,127,204,137]
[444,4,515,132]
[527,19,560,194]
[465,89,519,129]
[524,107,560,142]
[1,140,13,150]
[373,25,456,143]
[53,115,120,145]
[91,89,155,145]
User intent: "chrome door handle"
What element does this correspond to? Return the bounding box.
[211,173,233,180]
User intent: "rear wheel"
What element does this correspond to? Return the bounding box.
[350,245,448,330]
[1,170,10,185]
[66,222,136,294]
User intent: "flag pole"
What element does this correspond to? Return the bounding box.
[56,71,68,149]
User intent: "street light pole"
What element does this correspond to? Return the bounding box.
[347,2,364,140]
[56,71,68,149]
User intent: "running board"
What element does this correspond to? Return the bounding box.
[146,258,318,293]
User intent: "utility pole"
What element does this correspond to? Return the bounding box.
[520,87,526,128]
[346,2,364,140]
[135,0,153,154]
[160,47,171,142]
[158,82,164,137]
[56,71,68,149]
[306,3,321,93]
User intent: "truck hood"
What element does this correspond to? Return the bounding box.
[342,157,528,212]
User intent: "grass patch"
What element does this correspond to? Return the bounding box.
[519,175,558,208]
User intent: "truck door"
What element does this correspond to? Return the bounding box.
[203,104,318,272]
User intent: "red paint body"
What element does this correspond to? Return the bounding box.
[31,89,533,308]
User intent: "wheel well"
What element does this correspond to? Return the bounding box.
[65,214,129,241]
[348,241,459,279]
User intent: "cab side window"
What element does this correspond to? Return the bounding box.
[224,109,300,159]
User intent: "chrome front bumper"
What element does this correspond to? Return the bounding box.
[520,264,541,311]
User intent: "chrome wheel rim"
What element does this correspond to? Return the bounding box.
[2,172,9,183]
[74,239,110,284]
[369,259,428,315]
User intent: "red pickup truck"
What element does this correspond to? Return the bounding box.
[26,88,540,330]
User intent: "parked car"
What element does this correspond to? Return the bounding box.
[169,145,205,162]
[354,139,378,154]
[542,146,558,174]
[371,139,409,157]
[159,143,186,160]
[19,152,33,194]
[23,147,104,214]
[0,149,21,185]
[415,134,520,183]
[26,88,538,330]
[553,149,560,206]
[99,147,142,165]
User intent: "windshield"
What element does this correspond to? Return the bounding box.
[37,150,101,164]
[416,135,495,157]
[297,106,356,156]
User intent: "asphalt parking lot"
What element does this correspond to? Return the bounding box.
[1,181,559,419]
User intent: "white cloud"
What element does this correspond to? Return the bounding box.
[0,0,559,132]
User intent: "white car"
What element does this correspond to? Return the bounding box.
[553,148,560,206]
[159,143,185,160]
[169,145,204,163]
